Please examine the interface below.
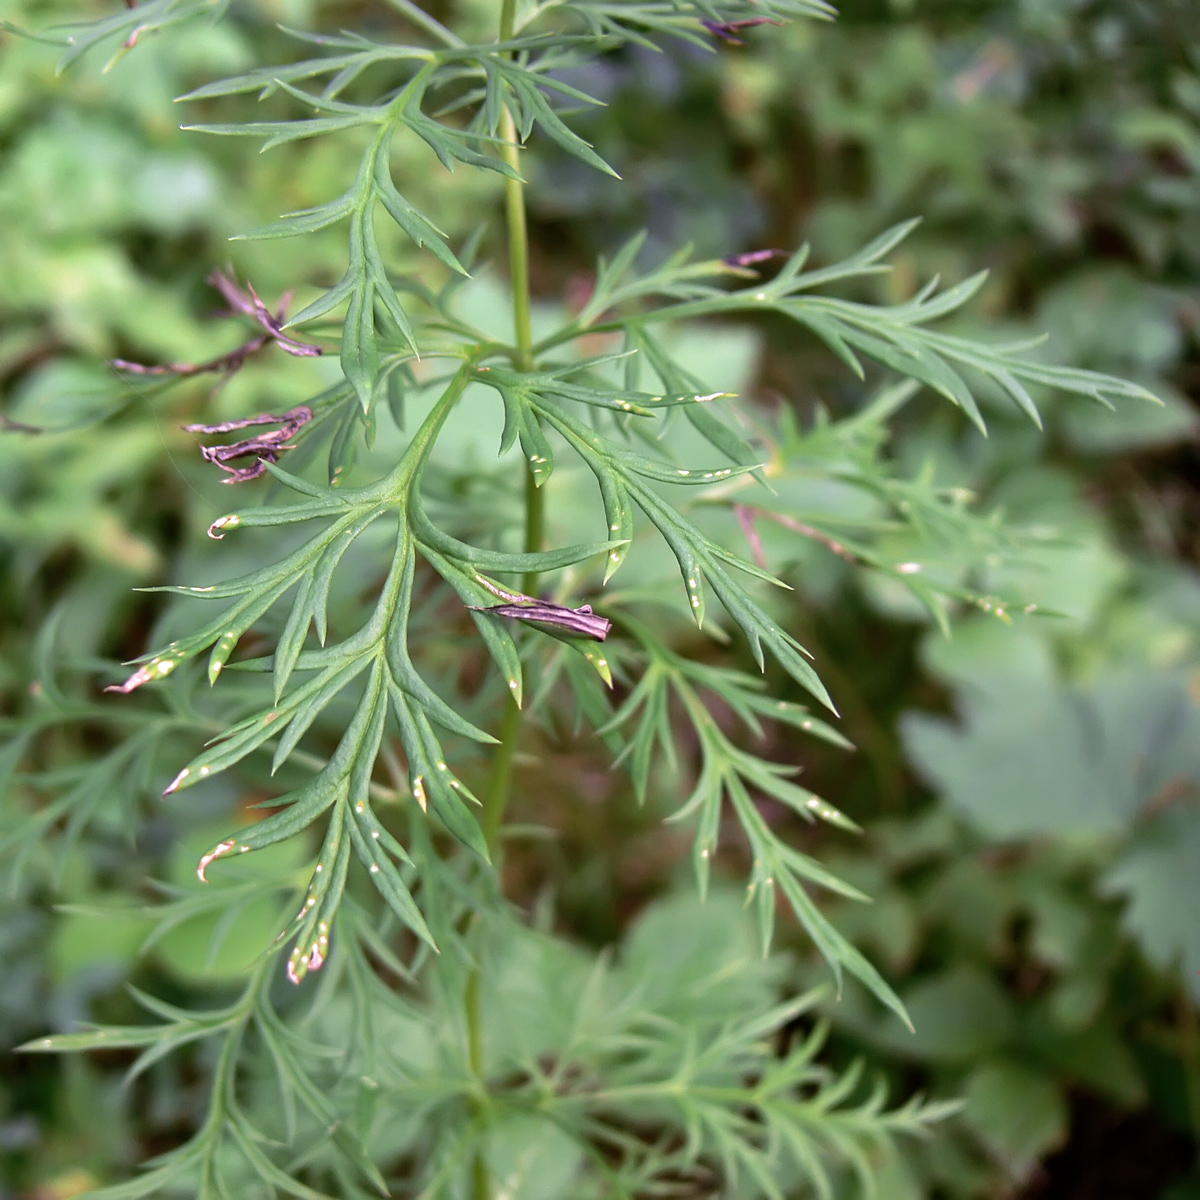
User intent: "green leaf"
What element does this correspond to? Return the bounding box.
[374,131,468,275]
[347,807,435,948]
[342,231,379,411]
[963,1061,1067,1180]
[903,671,1200,840]
[419,544,523,706]
[185,113,375,149]
[491,58,619,178]
[232,190,357,240]
[1103,807,1200,1002]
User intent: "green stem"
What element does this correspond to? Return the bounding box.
[478,0,542,873]
[521,462,545,596]
[500,127,534,371]
[499,0,518,41]
[468,7,541,1194]
[481,699,523,854]
[499,0,533,372]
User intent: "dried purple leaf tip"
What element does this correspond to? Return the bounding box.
[105,654,182,695]
[724,248,787,269]
[468,601,613,642]
[162,766,190,797]
[286,920,331,983]
[110,270,320,385]
[104,664,157,695]
[184,405,313,483]
[207,272,322,359]
[197,839,237,882]
[700,16,782,45]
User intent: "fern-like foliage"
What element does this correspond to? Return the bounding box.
[24,899,956,1198]
[2,0,1160,1194]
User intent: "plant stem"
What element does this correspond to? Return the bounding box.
[478,0,542,867]
[468,6,541,1192]
[478,0,542,873]
[498,0,533,372]
[500,127,534,372]
[520,461,545,595]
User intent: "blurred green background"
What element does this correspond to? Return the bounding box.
[2,0,1200,1196]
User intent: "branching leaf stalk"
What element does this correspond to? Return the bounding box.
[467,3,542,1191]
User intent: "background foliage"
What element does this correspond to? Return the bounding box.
[1,0,1199,1197]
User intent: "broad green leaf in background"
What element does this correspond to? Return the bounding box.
[903,670,1200,840]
